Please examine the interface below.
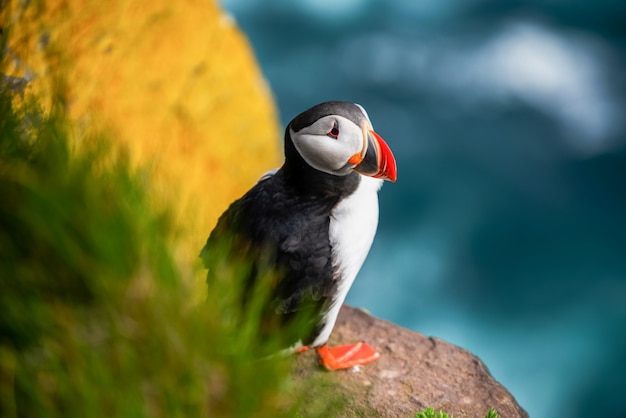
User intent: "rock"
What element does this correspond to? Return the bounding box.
[293,305,528,418]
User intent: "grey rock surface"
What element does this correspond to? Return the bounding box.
[293,305,528,418]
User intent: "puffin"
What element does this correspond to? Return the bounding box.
[200,101,397,370]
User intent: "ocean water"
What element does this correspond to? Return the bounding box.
[220,1,626,416]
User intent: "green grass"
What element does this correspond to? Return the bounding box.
[416,407,500,418]
[0,76,338,417]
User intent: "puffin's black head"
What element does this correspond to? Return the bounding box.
[286,101,397,182]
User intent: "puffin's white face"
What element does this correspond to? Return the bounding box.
[287,102,397,182]
[289,115,368,177]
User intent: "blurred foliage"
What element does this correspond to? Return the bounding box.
[1,0,282,299]
[0,81,340,417]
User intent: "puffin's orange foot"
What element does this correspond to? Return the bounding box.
[295,346,309,354]
[315,342,380,370]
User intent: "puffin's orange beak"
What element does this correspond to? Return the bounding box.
[351,129,397,182]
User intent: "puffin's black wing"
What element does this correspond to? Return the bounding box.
[200,170,340,339]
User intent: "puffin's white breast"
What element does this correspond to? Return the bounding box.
[310,175,382,347]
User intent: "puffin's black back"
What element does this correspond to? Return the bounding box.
[201,127,361,345]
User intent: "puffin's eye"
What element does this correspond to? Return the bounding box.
[327,122,339,139]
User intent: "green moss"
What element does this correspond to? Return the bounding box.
[0,79,337,417]
[415,407,500,418]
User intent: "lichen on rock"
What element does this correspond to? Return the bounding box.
[1,0,281,296]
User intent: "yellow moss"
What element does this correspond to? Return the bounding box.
[2,0,282,296]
